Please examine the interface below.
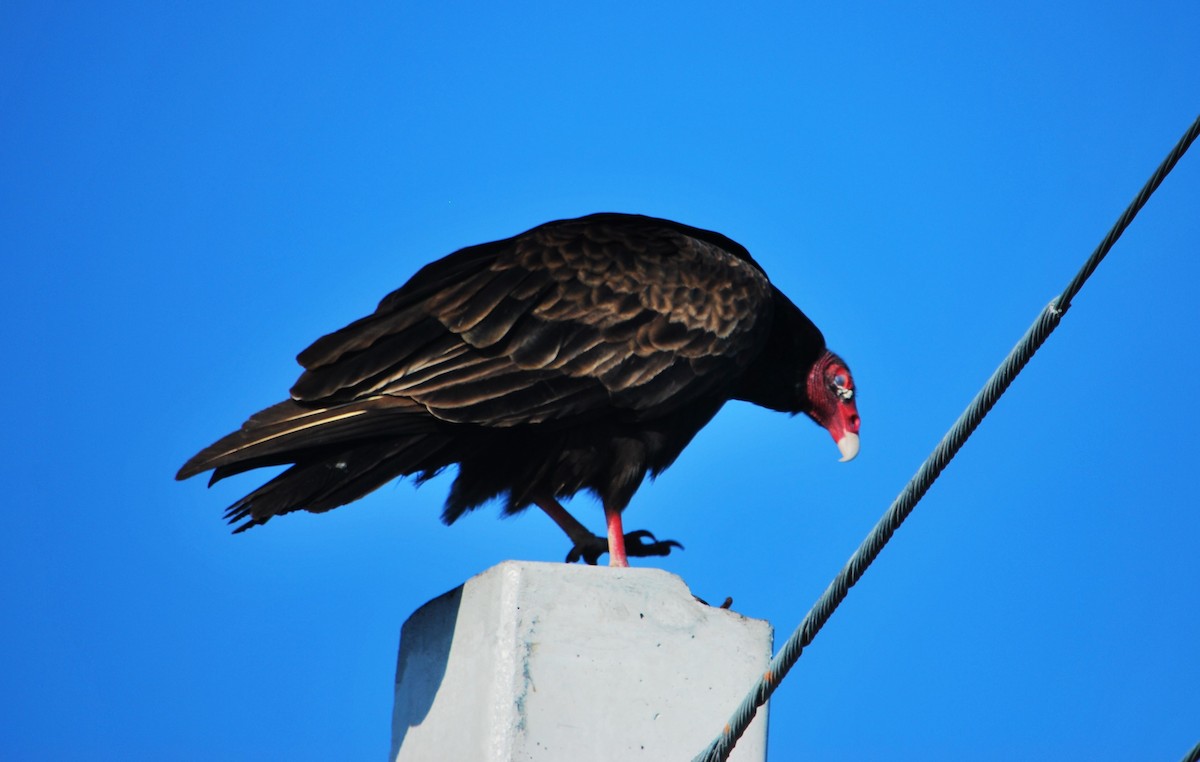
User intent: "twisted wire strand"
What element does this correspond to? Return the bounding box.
[1060,120,1200,311]
[1181,739,1200,762]
[694,112,1200,762]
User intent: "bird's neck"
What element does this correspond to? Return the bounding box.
[730,294,825,413]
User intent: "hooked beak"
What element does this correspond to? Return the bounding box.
[836,431,860,462]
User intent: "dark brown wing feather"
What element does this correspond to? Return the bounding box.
[289,214,775,427]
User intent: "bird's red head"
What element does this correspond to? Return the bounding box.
[805,351,860,462]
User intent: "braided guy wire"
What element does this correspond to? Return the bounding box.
[694,112,1200,762]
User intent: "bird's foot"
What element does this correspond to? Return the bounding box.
[565,529,683,565]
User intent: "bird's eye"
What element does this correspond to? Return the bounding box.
[831,373,853,401]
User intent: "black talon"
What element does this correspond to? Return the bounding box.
[565,539,606,565]
[624,530,684,558]
[564,529,684,565]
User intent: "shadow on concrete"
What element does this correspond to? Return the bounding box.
[389,583,462,759]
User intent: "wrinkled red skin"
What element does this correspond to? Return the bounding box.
[806,351,860,454]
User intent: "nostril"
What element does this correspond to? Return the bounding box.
[849,414,860,431]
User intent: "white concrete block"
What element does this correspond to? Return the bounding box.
[391,561,771,762]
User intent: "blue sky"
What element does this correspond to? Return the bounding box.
[3,3,1198,759]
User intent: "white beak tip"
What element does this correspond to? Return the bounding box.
[836,432,860,462]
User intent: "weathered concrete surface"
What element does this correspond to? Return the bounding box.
[391,561,771,761]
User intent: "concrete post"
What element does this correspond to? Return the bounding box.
[391,561,771,761]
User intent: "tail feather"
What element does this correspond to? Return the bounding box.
[178,394,462,532]
[176,397,432,481]
[223,437,455,532]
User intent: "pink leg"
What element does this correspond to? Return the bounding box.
[534,494,673,566]
[533,496,592,544]
[605,503,629,568]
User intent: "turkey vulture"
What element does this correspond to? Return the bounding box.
[176,213,860,566]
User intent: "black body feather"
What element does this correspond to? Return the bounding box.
[177,213,828,532]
